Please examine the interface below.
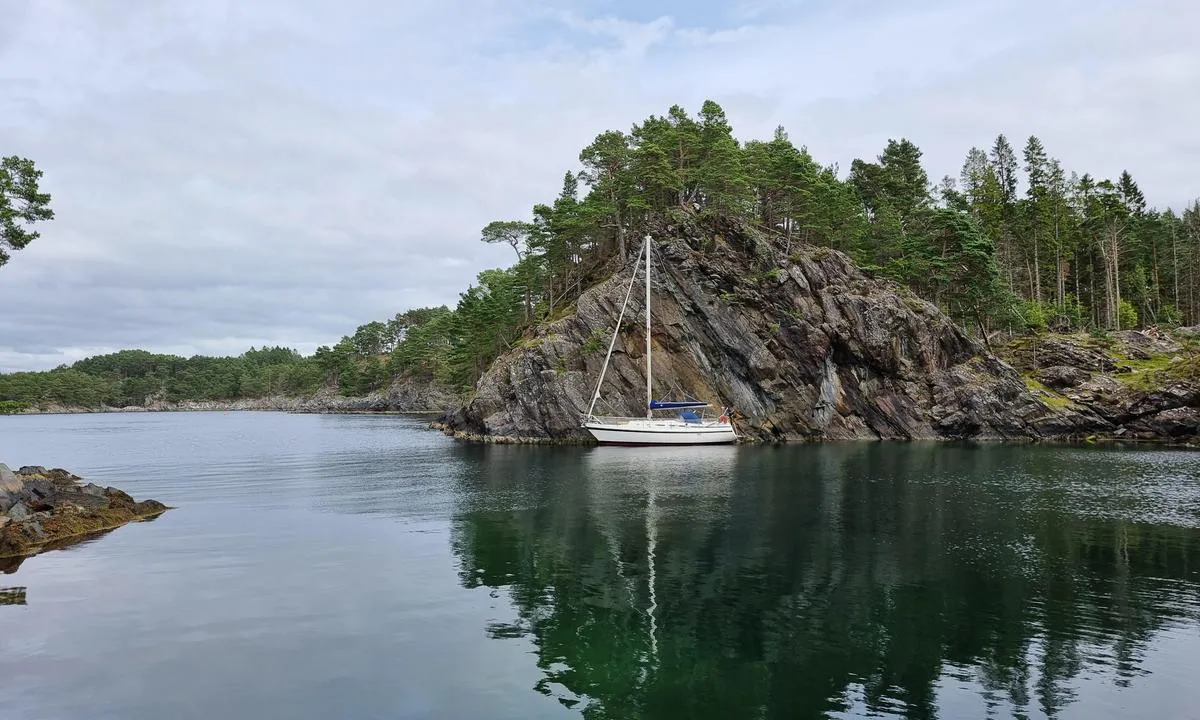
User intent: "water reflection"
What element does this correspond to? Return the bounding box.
[450,443,1200,719]
[0,587,26,605]
[0,526,130,574]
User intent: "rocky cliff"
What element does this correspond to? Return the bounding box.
[442,215,1105,443]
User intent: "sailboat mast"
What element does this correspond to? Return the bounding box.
[645,235,652,419]
[585,240,645,420]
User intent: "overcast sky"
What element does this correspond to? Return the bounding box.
[1,0,1196,372]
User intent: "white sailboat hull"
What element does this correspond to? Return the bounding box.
[583,418,738,445]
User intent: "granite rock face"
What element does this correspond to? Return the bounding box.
[443,216,1097,442]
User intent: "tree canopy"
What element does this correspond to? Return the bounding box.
[467,101,1199,346]
[0,155,54,269]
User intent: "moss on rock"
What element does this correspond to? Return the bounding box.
[0,466,169,560]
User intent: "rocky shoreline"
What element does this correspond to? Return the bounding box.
[998,328,1200,443]
[1,464,169,562]
[13,379,463,416]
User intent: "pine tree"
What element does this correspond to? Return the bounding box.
[579,131,635,260]
[990,135,1020,294]
[991,135,1019,209]
[0,155,55,269]
[1022,136,1051,303]
[878,138,931,225]
[694,100,750,213]
[1045,159,1074,310]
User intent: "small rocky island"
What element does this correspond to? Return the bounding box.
[442,215,1200,445]
[0,464,168,562]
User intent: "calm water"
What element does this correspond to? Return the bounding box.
[1,413,1199,719]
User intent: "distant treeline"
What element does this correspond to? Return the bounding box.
[0,347,320,409]
[0,307,454,409]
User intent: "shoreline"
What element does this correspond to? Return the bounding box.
[429,422,1200,449]
[1,465,170,562]
[10,405,1199,449]
[13,405,449,416]
[4,378,466,418]
[8,393,455,417]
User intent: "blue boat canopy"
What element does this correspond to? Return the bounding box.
[649,400,710,410]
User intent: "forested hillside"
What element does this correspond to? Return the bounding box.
[0,308,451,411]
[391,100,1200,393]
[4,100,1197,411]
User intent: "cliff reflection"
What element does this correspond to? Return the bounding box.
[450,443,1200,719]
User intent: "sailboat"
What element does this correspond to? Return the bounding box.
[581,235,738,445]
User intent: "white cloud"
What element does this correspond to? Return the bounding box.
[1,0,1197,371]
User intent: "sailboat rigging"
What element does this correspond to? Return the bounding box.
[581,235,738,445]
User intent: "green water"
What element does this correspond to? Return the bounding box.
[1,413,1198,719]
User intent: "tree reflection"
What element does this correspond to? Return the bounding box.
[449,443,1200,719]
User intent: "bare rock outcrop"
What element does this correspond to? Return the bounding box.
[0,464,168,560]
[443,216,1099,442]
[1003,330,1200,442]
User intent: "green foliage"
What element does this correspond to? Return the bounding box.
[693,100,751,213]
[580,328,608,356]
[850,138,930,226]
[0,400,30,414]
[1114,353,1178,391]
[1118,299,1139,330]
[1057,293,1089,331]
[1022,301,1049,332]
[579,131,635,260]
[750,267,782,285]
[0,300,469,408]
[349,321,390,356]
[0,155,54,269]
[874,208,1011,333]
[435,268,526,392]
[0,347,320,408]
[1160,304,1183,327]
[1022,376,1072,409]
[481,220,535,260]
[386,306,454,379]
